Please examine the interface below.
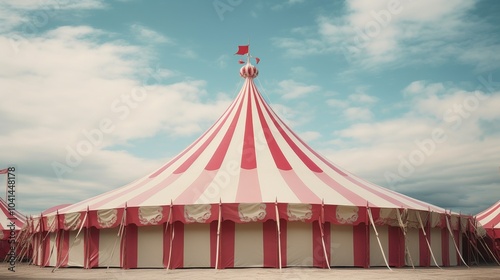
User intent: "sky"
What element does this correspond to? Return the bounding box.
[0,0,499,216]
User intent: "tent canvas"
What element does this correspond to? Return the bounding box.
[28,51,472,269]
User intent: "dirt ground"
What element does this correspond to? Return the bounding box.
[1,263,499,280]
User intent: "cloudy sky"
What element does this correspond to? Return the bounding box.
[0,0,499,216]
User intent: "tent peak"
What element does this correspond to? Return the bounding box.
[240,63,258,79]
[235,44,259,78]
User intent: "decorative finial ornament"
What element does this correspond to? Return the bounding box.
[239,64,258,78]
[235,44,260,78]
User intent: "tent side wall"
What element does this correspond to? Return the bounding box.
[32,211,471,269]
[33,223,459,268]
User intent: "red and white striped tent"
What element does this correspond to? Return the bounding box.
[29,52,472,269]
[477,200,500,238]
[476,200,500,261]
[0,197,26,260]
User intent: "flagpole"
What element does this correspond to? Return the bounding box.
[235,44,260,65]
[247,44,250,64]
[247,38,250,63]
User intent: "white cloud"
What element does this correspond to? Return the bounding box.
[349,92,378,103]
[0,0,107,33]
[326,98,349,108]
[177,48,198,59]
[298,131,321,142]
[403,80,446,97]
[0,21,230,215]
[343,107,373,121]
[276,79,320,99]
[326,91,377,121]
[273,0,499,71]
[130,23,172,44]
[323,80,500,214]
[269,102,315,129]
[290,66,315,79]
[3,0,107,10]
[271,0,305,10]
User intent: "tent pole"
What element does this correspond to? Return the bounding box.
[397,208,414,269]
[14,227,28,262]
[53,211,88,272]
[167,202,174,270]
[107,208,126,270]
[469,219,500,265]
[478,235,500,265]
[38,216,44,266]
[320,201,330,269]
[215,202,222,270]
[168,222,175,270]
[416,211,441,268]
[275,201,282,270]
[458,212,463,267]
[164,205,172,270]
[15,230,30,263]
[14,228,27,263]
[121,204,128,269]
[445,213,469,268]
[367,207,392,271]
[43,217,58,267]
[468,227,486,265]
[84,206,90,269]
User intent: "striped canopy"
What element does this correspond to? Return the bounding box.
[53,62,446,217]
[0,197,25,240]
[54,62,451,219]
[28,59,472,270]
[477,200,500,238]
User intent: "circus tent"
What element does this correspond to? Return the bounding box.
[29,47,472,269]
[476,200,500,262]
[0,197,26,261]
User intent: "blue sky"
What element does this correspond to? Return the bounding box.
[0,0,499,216]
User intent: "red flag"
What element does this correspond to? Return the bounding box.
[0,168,8,174]
[255,57,260,64]
[235,45,249,55]
[238,60,245,64]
